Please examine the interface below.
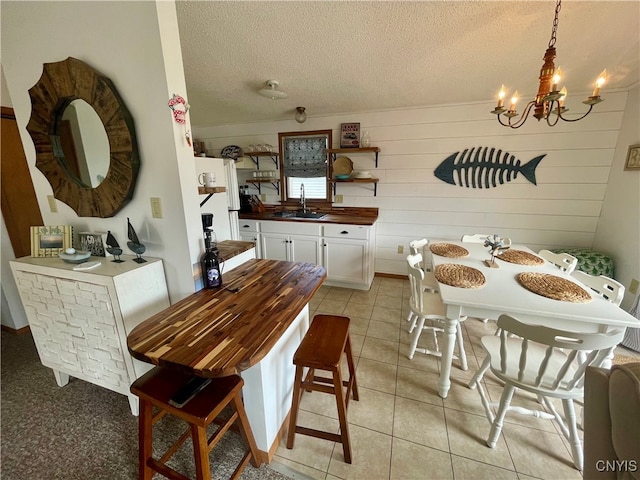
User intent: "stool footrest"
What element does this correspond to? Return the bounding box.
[296,426,343,444]
[147,458,190,480]
[207,410,239,452]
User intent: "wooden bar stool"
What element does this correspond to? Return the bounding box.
[286,314,359,463]
[130,368,260,480]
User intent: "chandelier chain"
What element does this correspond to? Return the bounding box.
[548,0,562,48]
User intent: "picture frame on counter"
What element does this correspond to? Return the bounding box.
[78,231,111,257]
[340,122,360,148]
[30,225,73,257]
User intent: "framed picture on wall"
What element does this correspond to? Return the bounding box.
[340,123,360,148]
[624,144,640,171]
[30,225,73,257]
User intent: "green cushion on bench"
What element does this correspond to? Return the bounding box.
[551,248,614,278]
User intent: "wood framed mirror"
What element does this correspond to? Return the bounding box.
[26,57,140,217]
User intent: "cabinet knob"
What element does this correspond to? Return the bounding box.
[341,231,349,235]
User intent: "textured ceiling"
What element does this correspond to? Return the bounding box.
[175,1,640,127]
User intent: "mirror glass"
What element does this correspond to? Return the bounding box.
[54,99,109,188]
[278,129,332,203]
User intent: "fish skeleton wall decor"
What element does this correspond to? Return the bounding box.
[434,147,546,188]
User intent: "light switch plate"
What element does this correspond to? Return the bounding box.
[150,197,163,218]
[629,278,639,295]
[335,194,344,203]
[397,245,404,254]
[47,195,58,213]
[261,194,266,202]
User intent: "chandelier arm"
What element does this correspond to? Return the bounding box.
[557,104,595,122]
[499,101,536,129]
[546,100,562,127]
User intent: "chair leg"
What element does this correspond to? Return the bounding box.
[138,399,154,480]
[562,399,583,471]
[191,424,211,480]
[468,356,490,389]
[231,394,261,468]
[407,311,417,333]
[408,316,426,359]
[332,366,352,464]
[286,365,305,449]
[487,384,516,448]
[455,323,468,371]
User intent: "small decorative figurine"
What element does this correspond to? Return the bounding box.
[483,234,511,268]
[126,218,147,263]
[105,231,124,263]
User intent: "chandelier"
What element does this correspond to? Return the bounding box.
[491,0,607,128]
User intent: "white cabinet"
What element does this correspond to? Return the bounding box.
[255,219,376,290]
[9,256,170,415]
[260,221,322,264]
[323,223,376,289]
[238,219,261,258]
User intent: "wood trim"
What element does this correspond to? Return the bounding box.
[1,324,31,335]
[1,106,16,119]
[374,272,406,280]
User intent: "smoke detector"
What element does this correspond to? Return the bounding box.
[258,80,288,100]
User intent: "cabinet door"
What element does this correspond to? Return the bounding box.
[239,232,261,258]
[290,235,322,265]
[323,238,368,285]
[261,232,289,261]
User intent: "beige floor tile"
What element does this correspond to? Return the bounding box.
[349,290,378,305]
[277,410,339,472]
[348,386,395,435]
[375,294,404,310]
[484,383,558,433]
[390,437,453,480]
[444,409,515,470]
[355,358,397,395]
[343,302,373,319]
[443,380,489,416]
[316,300,347,315]
[450,455,518,480]
[325,287,354,302]
[395,366,443,407]
[393,396,449,451]
[349,333,365,357]
[272,456,328,480]
[365,320,400,343]
[347,316,370,337]
[371,306,402,324]
[397,349,441,375]
[360,336,399,365]
[503,422,582,479]
[327,424,392,479]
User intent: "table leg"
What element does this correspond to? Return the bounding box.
[438,316,458,398]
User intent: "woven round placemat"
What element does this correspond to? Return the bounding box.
[430,243,469,258]
[435,264,486,289]
[517,272,592,303]
[498,249,545,266]
[613,354,640,365]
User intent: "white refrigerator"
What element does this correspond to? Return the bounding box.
[195,157,241,241]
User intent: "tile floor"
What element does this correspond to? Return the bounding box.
[272,277,640,480]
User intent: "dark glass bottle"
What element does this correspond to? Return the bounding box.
[201,237,222,289]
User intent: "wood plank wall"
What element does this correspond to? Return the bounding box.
[194,92,629,276]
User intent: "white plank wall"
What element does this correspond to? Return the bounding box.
[194,92,628,276]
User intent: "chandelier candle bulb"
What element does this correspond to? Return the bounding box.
[559,87,567,107]
[497,85,506,108]
[551,67,562,92]
[593,69,607,97]
[509,91,519,111]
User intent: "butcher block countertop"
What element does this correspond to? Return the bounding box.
[239,206,378,226]
[127,259,326,378]
[217,240,255,263]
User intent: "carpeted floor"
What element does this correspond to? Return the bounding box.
[0,331,295,480]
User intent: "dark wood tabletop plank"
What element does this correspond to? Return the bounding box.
[127,259,326,377]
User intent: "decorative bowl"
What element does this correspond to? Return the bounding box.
[335,174,351,180]
[58,251,91,264]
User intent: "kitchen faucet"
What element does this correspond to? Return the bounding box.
[300,183,307,212]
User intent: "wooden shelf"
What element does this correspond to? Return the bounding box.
[244,151,278,157]
[330,178,379,196]
[326,147,380,167]
[246,179,280,195]
[198,186,227,194]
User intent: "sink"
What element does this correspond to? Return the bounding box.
[270,211,325,219]
[292,211,326,219]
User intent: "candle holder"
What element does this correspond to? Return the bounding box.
[483,235,511,268]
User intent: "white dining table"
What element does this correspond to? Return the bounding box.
[429,241,640,398]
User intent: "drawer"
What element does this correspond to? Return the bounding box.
[261,220,321,236]
[323,224,370,240]
[239,220,260,232]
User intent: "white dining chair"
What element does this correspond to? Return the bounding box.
[460,233,490,243]
[406,239,439,332]
[538,249,578,274]
[470,314,624,471]
[571,270,624,306]
[406,253,467,370]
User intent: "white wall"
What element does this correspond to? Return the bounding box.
[1,1,204,319]
[593,82,640,310]
[194,90,636,278]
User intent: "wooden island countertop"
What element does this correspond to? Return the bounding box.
[127,259,326,378]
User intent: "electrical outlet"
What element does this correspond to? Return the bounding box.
[47,195,58,213]
[397,245,404,254]
[335,194,344,203]
[629,278,639,295]
[261,194,266,202]
[150,197,163,218]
